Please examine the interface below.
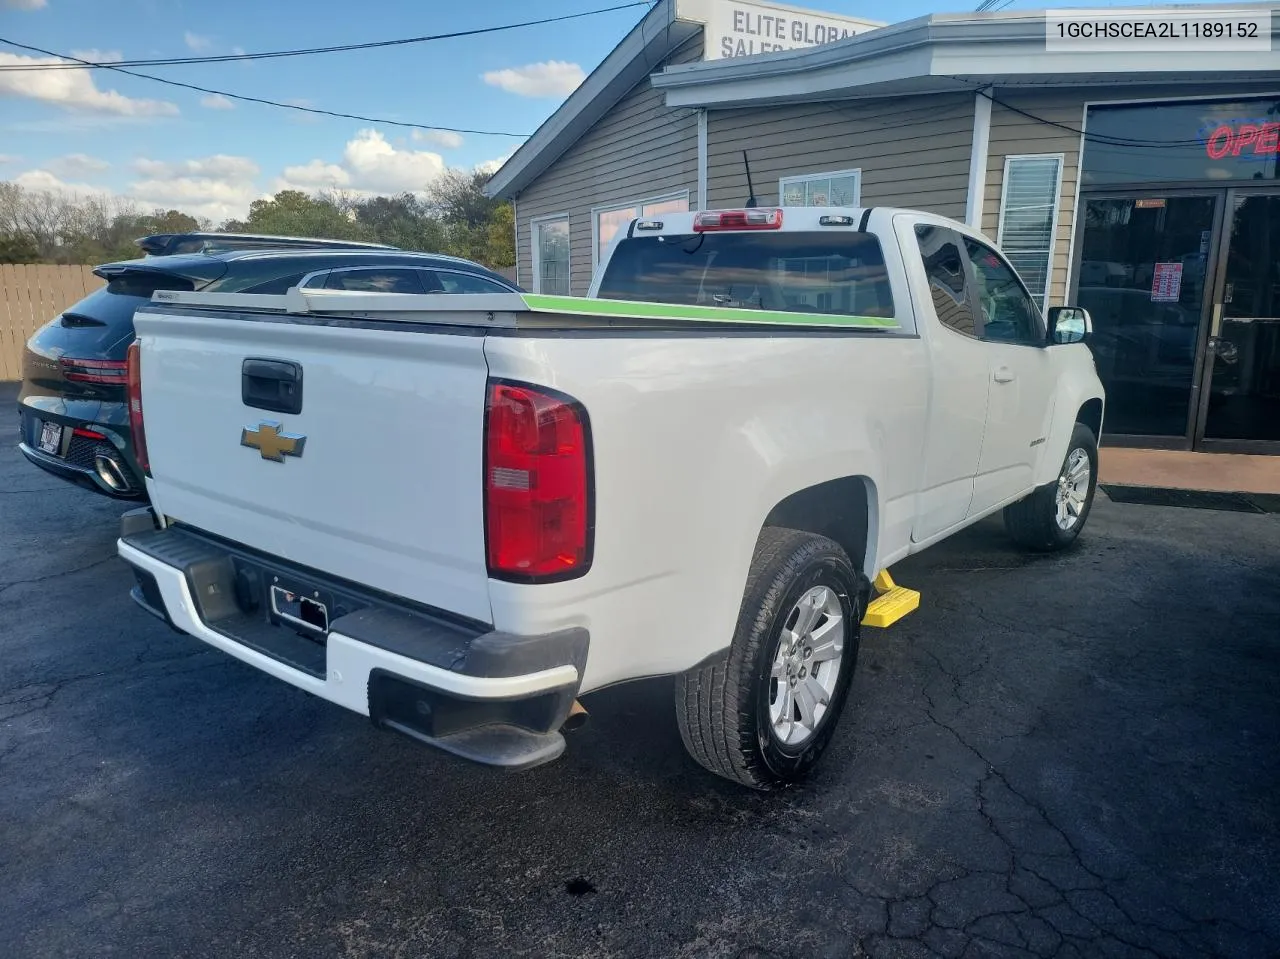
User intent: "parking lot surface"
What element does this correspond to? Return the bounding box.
[3,390,1278,958]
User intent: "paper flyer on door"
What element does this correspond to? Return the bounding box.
[1151,262,1183,302]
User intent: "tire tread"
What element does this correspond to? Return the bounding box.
[675,527,862,789]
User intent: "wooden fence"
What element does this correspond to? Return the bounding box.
[0,264,103,381]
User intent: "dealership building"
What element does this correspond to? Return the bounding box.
[487,1,1280,454]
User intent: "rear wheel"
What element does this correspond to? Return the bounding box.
[675,528,865,790]
[1003,422,1098,551]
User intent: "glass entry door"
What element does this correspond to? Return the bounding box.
[1075,195,1220,441]
[1197,190,1280,450]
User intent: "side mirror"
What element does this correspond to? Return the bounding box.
[1047,306,1092,345]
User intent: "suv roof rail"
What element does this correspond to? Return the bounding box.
[135,233,398,257]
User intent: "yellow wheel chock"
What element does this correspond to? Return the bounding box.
[861,569,920,628]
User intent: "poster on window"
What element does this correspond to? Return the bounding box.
[1151,262,1183,302]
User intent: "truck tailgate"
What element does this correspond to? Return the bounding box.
[132,309,492,622]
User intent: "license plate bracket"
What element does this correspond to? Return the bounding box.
[270,585,330,634]
[38,420,63,455]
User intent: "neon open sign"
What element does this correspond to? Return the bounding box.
[1203,120,1280,159]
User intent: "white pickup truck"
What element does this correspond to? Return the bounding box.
[117,207,1104,789]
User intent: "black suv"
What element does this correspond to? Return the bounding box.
[18,243,520,499]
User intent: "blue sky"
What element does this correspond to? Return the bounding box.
[1,0,1137,223]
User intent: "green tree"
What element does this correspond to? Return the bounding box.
[0,232,39,263]
[225,190,365,241]
[353,193,448,253]
[426,170,514,268]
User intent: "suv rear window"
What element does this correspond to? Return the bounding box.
[59,273,195,329]
[597,232,895,318]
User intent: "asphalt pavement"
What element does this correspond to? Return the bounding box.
[2,381,1278,958]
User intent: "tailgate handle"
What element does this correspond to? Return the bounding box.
[242,358,303,415]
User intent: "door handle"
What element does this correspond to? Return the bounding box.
[242,358,303,415]
[993,367,1015,384]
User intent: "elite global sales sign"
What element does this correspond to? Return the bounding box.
[703,0,880,60]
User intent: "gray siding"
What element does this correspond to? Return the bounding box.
[515,37,702,296]
[983,91,1083,310]
[706,93,975,219]
[983,82,1280,307]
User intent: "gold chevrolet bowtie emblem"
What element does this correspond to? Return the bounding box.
[240,420,306,462]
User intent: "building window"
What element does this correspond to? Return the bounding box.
[780,169,861,208]
[593,193,689,268]
[532,215,570,295]
[997,155,1063,312]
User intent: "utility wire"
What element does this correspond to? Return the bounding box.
[974,87,1223,148]
[0,37,534,135]
[0,2,653,71]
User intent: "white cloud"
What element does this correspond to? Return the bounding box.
[12,169,109,198]
[132,154,259,181]
[340,129,445,193]
[121,154,258,222]
[0,52,178,116]
[231,46,246,57]
[482,61,584,98]
[48,153,110,176]
[184,32,212,51]
[200,94,235,110]
[0,154,19,165]
[476,149,518,176]
[70,49,123,63]
[3,0,47,9]
[129,177,255,222]
[275,159,350,192]
[411,129,464,149]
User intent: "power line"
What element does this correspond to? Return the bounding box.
[0,38,537,135]
[973,87,1224,148]
[0,2,654,71]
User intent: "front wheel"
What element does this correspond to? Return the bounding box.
[675,528,866,790]
[1003,422,1099,552]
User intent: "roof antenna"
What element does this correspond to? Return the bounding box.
[742,151,759,208]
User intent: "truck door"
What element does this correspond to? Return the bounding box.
[961,236,1057,516]
[909,224,990,542]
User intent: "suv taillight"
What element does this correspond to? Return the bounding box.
[59,357,128,384]
[126,342,150,476]
[484,381,592,581]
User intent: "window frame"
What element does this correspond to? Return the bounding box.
[590,191,690,273]
[530,212,572,296]
[779,168,862,209]
[962,233,1048,347]
[996,153,1064,315]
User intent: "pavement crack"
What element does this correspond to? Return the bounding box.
[0,554,118,594]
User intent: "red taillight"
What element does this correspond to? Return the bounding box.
[125,342,149,476]
[72,427,106,440]
[484,381,592,581]
[59,356,128,384]
[693,208,783,232]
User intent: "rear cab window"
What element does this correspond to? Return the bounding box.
[597,231,897,325]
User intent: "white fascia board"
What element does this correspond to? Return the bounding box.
[661,45,938,109]
[655,7,1280,109]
